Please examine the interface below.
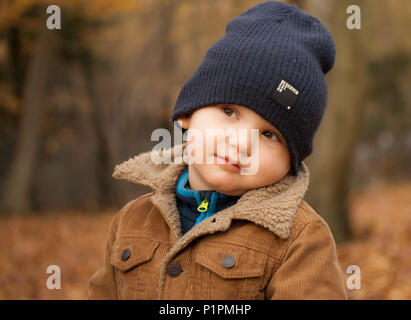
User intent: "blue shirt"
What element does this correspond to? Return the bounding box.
[175,166,241,235]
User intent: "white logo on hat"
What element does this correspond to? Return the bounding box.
[277,79,299,95]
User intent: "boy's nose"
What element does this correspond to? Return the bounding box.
[222,128,253,158]
[236,133,251,158]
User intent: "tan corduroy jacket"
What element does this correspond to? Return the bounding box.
[87,143,348,300]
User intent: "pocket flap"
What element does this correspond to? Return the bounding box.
[110,236,159,272]
[194,241,267,279]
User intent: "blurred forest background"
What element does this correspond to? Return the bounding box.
[0,0,410,299]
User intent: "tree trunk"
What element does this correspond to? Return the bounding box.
[154,0,180,128]
[1,30,56,214]
[305,0,369,243]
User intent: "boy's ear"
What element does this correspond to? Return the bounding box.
[177,116,190,130]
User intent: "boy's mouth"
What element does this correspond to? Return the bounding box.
[213,154,241,170]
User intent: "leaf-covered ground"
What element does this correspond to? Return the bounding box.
[1,183,410,299]
[338,182,411,299]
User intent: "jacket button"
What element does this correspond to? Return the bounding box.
[167,262,182,277]
[222,254,235,268]
[121,248,131,261]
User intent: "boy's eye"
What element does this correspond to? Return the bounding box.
[222,105,237,118]
[262,130,279,142]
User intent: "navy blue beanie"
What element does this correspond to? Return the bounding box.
[170,1,336,176]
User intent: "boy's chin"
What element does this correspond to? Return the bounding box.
[196,166,245,195]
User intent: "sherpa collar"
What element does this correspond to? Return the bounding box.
[112,142,310,240]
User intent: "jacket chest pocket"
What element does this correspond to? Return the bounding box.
[192,241,268,300]
[110,236,160,299]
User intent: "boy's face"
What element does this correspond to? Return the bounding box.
[177,104,291,196]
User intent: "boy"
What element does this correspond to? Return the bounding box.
[87,1,348,299]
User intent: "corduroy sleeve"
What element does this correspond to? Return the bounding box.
[266,220,348,300]
[86,212,119,299]
[86,201,134,300]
